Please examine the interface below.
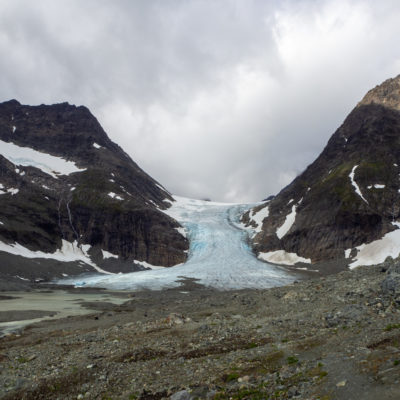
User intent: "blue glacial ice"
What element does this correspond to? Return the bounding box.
[59,197,299,290]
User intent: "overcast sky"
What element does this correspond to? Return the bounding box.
[1,0,400,202]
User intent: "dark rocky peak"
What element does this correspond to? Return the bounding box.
[0,100,187,280]
[0,99,21,109]
[0,100,111,156]
[243,74,400,269]
[358,74,400,111]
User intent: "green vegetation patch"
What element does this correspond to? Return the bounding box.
[384,323,400,332]
[287,356,299,365]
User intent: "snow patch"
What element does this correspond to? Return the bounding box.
[367,184,385,189]
[0,140,86,178]
[163,198,173,206]
[248,205,269,234]
[12,126,16,133]
[70,187,76,191]
[349,165,368,204]
[344,249,352,258]
[0,239,112,274]
[108,192,123,201]
[102,250,118,259]
[258,250,311,266]
[276,205,297,239]
[175,226,187,238]
[0,186,19,195]
[15,275,29,281]
[149,199,159,208]
[156,183,167,192]
[348,222,400,269]
[93,142,101,149]
[0,221,3,225]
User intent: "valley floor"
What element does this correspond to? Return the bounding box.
[1,263,400,399]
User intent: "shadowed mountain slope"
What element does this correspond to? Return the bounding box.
[242,75,400,268]
[0,100,188,281]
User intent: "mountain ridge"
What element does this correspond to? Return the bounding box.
[0,100,189,281]
[242,74,400,269]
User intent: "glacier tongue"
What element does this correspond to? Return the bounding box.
[59,196,297,290]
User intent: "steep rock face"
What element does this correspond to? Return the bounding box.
[0,100,188,279]
[243,75,400,266]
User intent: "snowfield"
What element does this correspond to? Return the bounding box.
[0,139,85,178]
[346,222,400,269]
[59,197,298,290]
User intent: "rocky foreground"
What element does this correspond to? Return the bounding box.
[1,263,400,400]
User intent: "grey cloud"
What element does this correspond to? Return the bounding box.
[1,0,400,202]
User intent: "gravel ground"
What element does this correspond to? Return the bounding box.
[1,263,400,399]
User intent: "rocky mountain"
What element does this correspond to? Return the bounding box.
[0,100,188,281]
[242,75,400,269]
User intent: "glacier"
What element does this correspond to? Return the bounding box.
[59,196,299,290]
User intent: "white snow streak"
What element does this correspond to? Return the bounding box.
[276,205,297,239]
[134,260,166,270]
[367,184,385,189]
[101,250,118,259]
[108,192,123,200]
[0,140,85,178]
[155,183,168,193]
[349,165,368,204]
[93,142,101,149]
